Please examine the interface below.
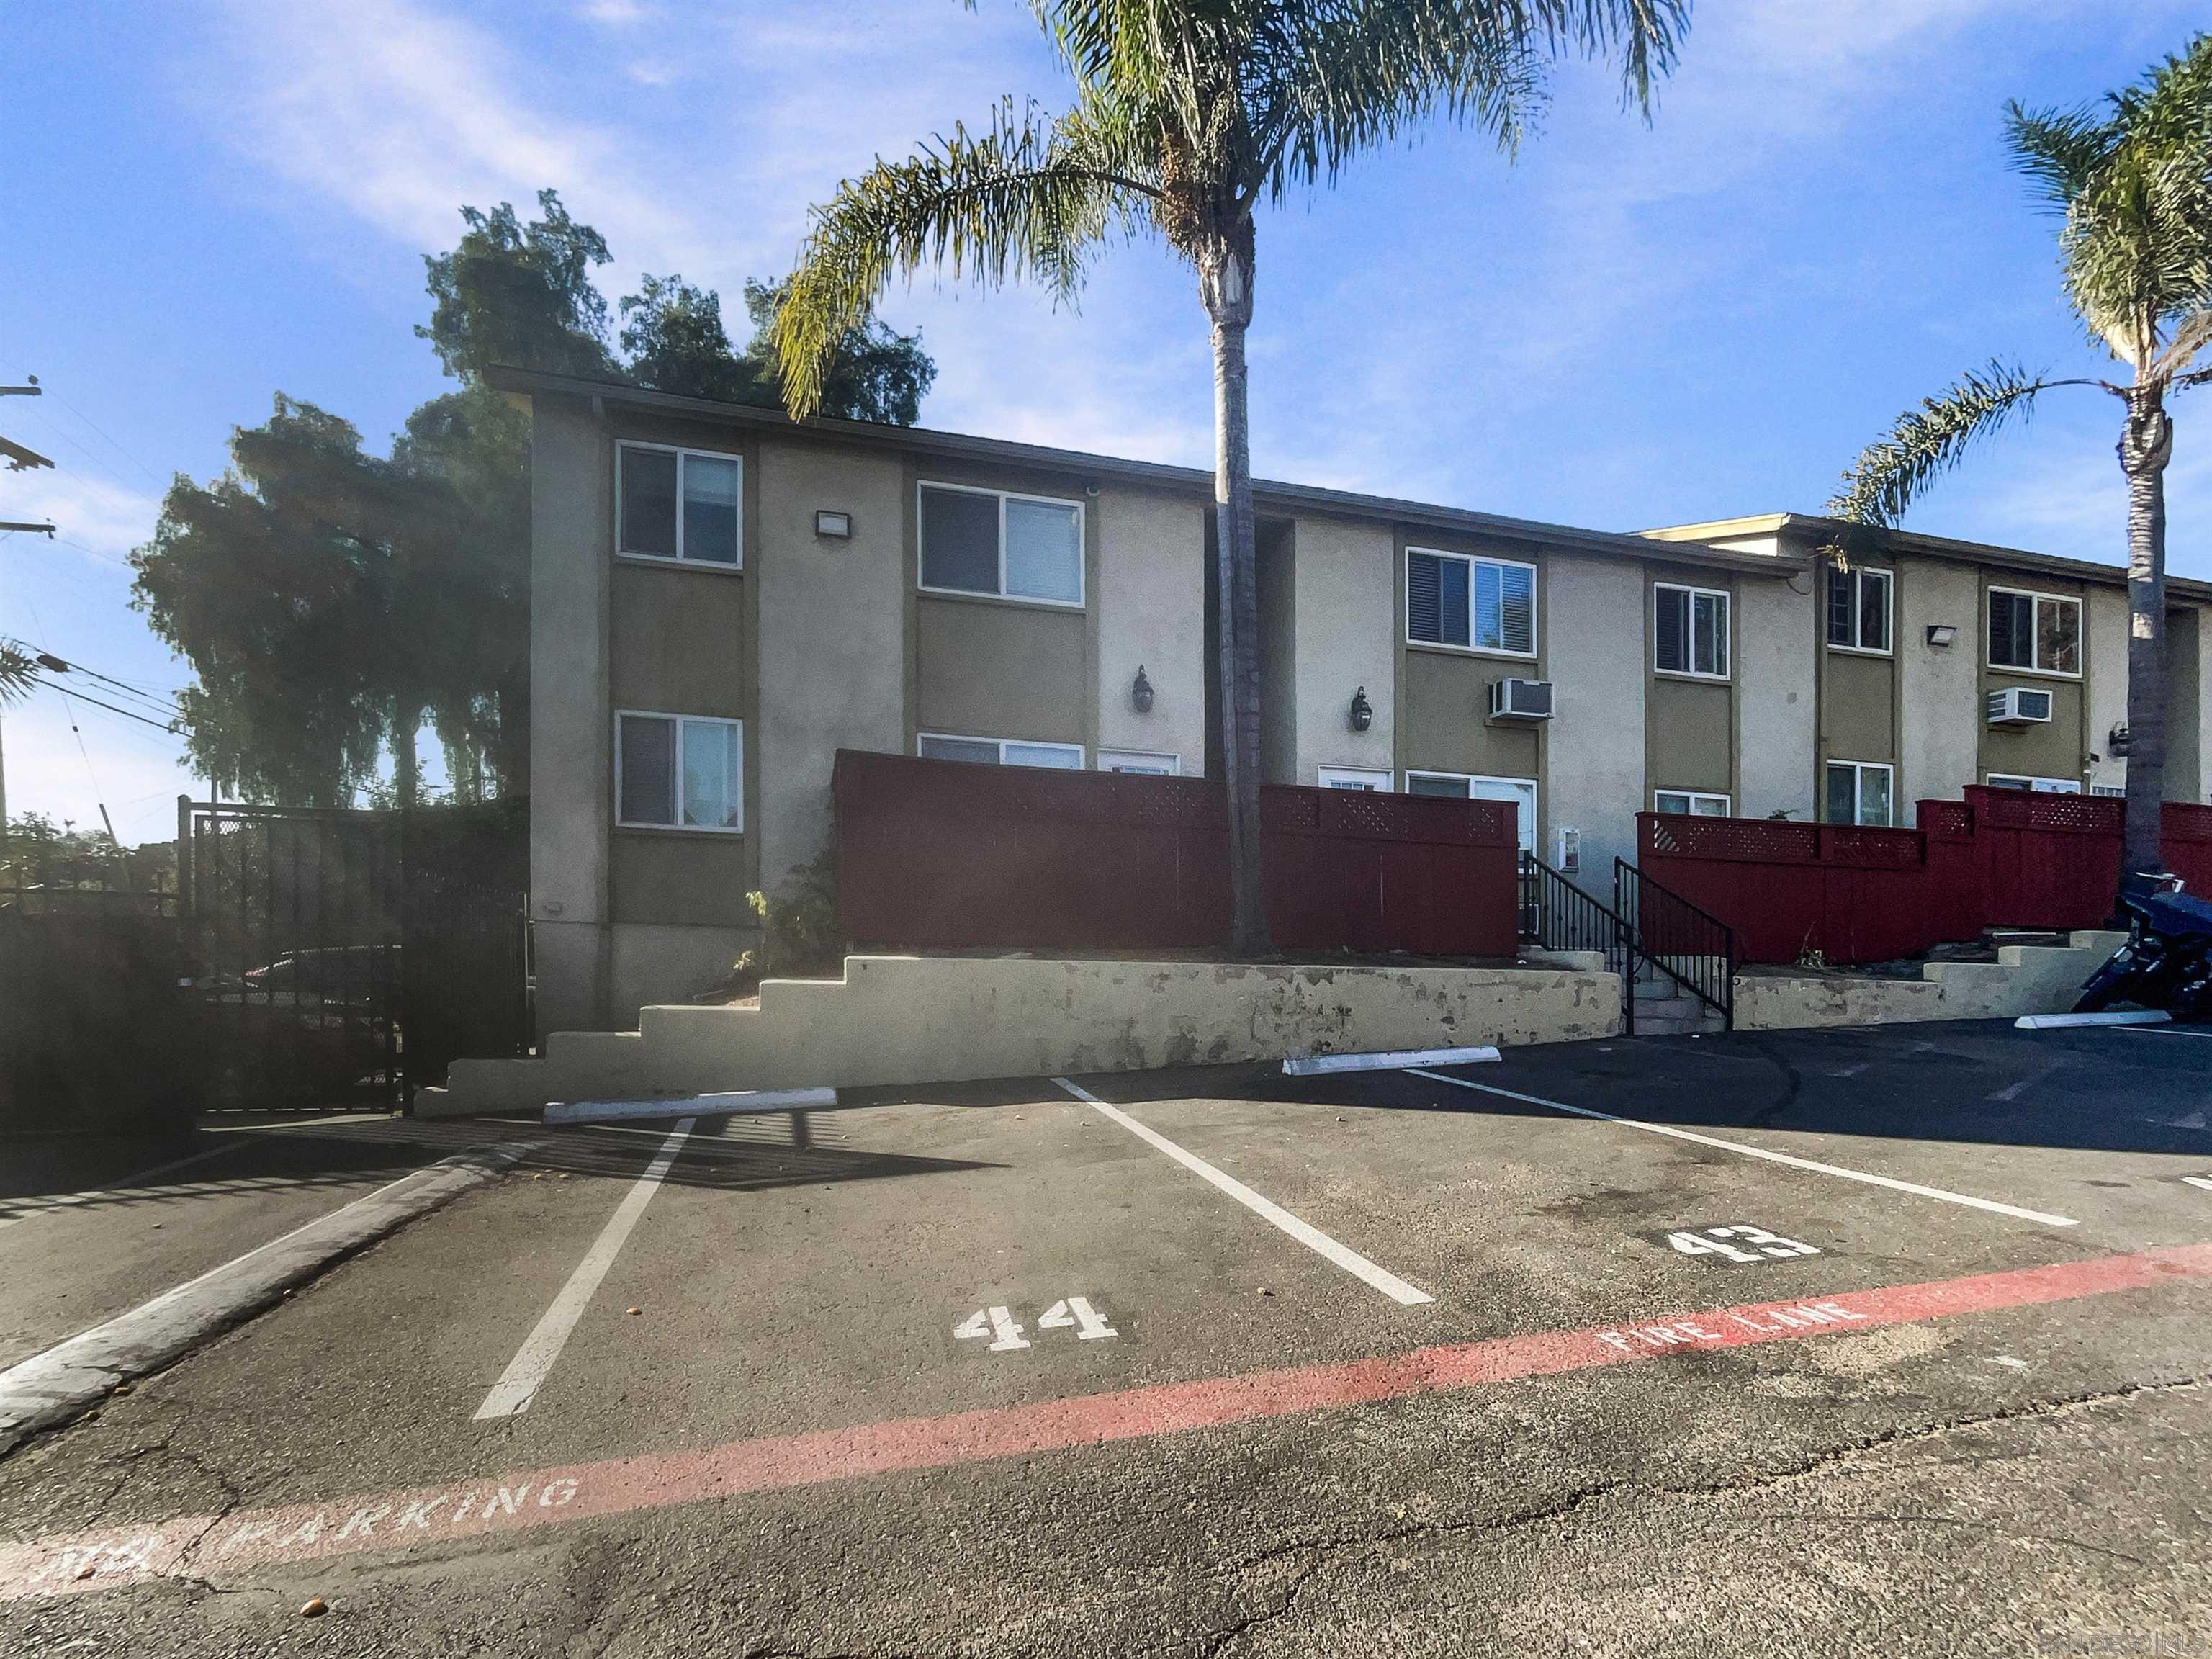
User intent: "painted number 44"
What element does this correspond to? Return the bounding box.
[1666,1225,1819,1264]
[955,1298,1118,1352]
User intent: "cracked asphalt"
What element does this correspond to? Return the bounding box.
[3,1018,2211,1656]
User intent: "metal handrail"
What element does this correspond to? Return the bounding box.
[1614,857,1735,1031]
[1521,852,1640,1036]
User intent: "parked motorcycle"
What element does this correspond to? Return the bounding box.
[2074,872,2212,1016]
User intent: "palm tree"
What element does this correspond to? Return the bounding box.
[771,0,1686,953]
[1833,34,2212,885]
[0,643,32,703]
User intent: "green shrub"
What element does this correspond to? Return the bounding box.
[729,848,842,994]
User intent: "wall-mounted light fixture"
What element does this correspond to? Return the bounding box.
[1130,665,1155,714]
[1925,624,1958,648]
[814,509,853,539]
[1349,686,1372,732]
[2110,721,2132,757]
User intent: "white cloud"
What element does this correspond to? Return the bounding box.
[577,0,655,24]
[205,0,709,286]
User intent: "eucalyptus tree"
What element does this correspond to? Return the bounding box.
[1833,35,2212,883]
[770,0,1686,952]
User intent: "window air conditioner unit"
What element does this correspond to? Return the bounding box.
[1488,678,1555,722]
[1986,687,2054,727]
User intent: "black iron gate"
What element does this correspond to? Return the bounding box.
[177,799,531,1110]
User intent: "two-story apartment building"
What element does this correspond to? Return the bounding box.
[490,369,2212,1031]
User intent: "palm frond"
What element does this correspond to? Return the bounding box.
[2003,100,2113,213]
[1829,361,2062,526]
[772,98,1155,419]
[0,642,36,705]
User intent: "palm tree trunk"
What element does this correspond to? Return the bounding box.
[2118,391,2172,885]
[1202,232,1269,956]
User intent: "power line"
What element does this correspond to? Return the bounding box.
[40,681,181,734]
[12,373,166,491]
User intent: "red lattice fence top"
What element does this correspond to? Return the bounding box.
[1267,786,1514,845]
[1917,800,1975,842]
[1820,826,1927,870]
[1642,814,1819,864]
[1964,786,2120,837]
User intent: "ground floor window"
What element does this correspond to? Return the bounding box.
[1985,773,2082,794]
[616,712,744,831]
[1318,767,1390,791]
[918,734,1084,770]
[1825,760,1894,827]
[1405,771,1537,852]
[1097,750,1180,775]
[1654,789,1730,817]
[2091,784,2126,798]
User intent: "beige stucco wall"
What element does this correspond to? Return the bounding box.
[1290,515,1397,784]
[1399,650,1541,782]
[529,396,615,1034]
[1737,574,1817,819]
[1896,557,1980,819]
[1094,485,1208,773]
[1821,648,1896,767]
[756,438,907,896]
[2085,584,2131,797]
[1542,552,1645,879]
[1736,932,2126,1030]
[608,922,751,1029]
[914,597,1088,745]
[426,956,1624,1115]
[1647,678,1733,796]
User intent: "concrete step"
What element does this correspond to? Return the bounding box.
[1635,1007,1726,1036]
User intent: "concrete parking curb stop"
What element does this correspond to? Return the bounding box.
[0,1142,534,1457]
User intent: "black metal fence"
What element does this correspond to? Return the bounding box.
[1521,853,1640,1035]
[176,798,530,1110]
[1616,857,1737,1030]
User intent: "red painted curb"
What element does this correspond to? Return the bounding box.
[6,1241,2208,1601]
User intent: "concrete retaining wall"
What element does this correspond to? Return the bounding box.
[421,956,1624,1118]
[1735,931,2126,1031]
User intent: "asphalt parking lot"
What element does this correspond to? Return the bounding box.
[2,1017,2211,1656]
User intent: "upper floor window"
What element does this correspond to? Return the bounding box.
[1827,566,1892,653]
[1654,583,1729,678]
[619,444,742,567]
[1406,549,1535,655]
[918,733,1084,770]
[1825,760,1894,827]
[616,711,743,832]
[1988,587,2080,675]
[1655,789,1730,817]
[919,483,1084,606]
[1986,773,2082,794]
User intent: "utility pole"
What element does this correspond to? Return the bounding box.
[0,374,55,873]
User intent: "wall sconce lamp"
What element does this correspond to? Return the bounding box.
[1925,624,1958,648]
[2110,722,2132,757]
[1349,686,1373,732]
[1130,665,1155,714]
[814,509,852,539]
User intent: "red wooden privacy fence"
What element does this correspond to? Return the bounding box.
[832,749,1520,958]
[1640,791,2212,965]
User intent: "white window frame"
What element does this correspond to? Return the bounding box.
[1986,585,2082,678]
[917,733,1086,769]
[1653,789,1731,817]
[1985,773,2083,794]
[1403,547,1539,659]
[2092,784,2126,798]
[615,441,744,570]
[1097,750,1181,775]
[613,710,745,833]
[1827,565,1894,655]
[1317,766,1391,791]
[1403,770,1539,852]
[1653,583,1731,680]
[1825,759,1895,827]
[916,480,1087,609]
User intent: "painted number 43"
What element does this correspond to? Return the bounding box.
[1666,1225,1819,1264]
[955,1298,1118,1352]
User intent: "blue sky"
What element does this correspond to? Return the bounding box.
[4,0,2209,846]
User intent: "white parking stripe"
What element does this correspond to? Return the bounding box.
[1405,1069,2078,1229]
[1050,1078,1433,1307]
[473,1119,695,1420]
[2122,1025,2212,1040]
